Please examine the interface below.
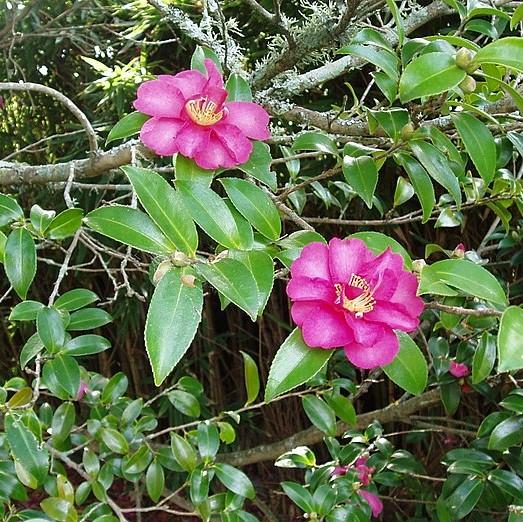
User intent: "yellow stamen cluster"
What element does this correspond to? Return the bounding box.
[185,97,223,126]
[335,274,376,318]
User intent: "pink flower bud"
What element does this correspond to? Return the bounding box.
[449,360,470,378]
[452,243,466,258]
[77,380,89,400]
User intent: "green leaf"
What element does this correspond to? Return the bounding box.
[145,267,203,386]
[472,332,496,384]
[5,414,48,484]
[0,194,23,226]
[51,402,75,443]
[37,307,66,353]
[225,73,252,101]
[190,468,209,505]
[54,289,98,311]
[7,387,33,408]
[146,461,164,503]
[168,389,200,417]
[197,422,220,461]
[394,152,435,222]
[220,178,281,240]
[473,37,523,73]
[446,477,484,519]
[65,335,111,356]
[101,428,129,454]
[85,205,174,254]
[281,482,314,512]
[265,329,333,402]
[324,391,356,426]
[237,141,276,190]
[511,4,523,29]
[191,45,221,73]
[349,231,412,269]
[5,228,37,299]
[214,463,255,499]
[488,415,523,450]
[101,372,128,403]
[106,111,149,145]
[67,309,112,331]
[418,259,507,305]
[301,395,337,436]
[177,181,252,249]
[241,351,260,406]
[19,333,44,368]
[292,132,339,157]
[122,165,198,256]
[197,258,259,321]
[342,155,378,208]
[383,332,428,395]
[451,113,496,184]
[174,154,214,186]
[399,52,466,102]
[30,205,55,234]
[367,108,409,140]
[122,446,152,475]
[40,497,76,522]
[410,140,461,207]
[488,469,523,499]
[498,306,523,372]
[393,177,414,207]
[339,44,399,81]
[47,209,83,240]
[170,433,197,472]
[10,300,44,321]
[48,355,80,398]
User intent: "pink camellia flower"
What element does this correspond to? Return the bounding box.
[449,361,470,378]
[287,238,424,369]
[359,489,383,518]
[133,59,270,170]
[355,457,375,486]
[76,380,89,401]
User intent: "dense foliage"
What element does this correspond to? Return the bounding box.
[1,0,523,520]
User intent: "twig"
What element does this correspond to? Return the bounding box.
[425,302,504,318]
[48,230,81,306]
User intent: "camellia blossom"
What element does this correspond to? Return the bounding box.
[287,238,424,369]
[449,360,470,378]
[359,489,384,518]
[133,59,270,169]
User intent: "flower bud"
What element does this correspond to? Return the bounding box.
[181,274,196,288]
[458,75,477,94]
[452,243,466,258]
[153,260,172,285]
[401,122,416,141]
[172,251,190,267]
[455,47,475,70]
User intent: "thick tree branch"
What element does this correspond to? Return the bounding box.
[221,388,441,467]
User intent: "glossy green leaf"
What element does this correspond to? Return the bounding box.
[10,300,44,321]
[65,335,111,356]
[265,329,333,402]
[472,332,496,384]
[418,259,507,305]
[122,446,152,475]
[67,309,112,331]
[146,267,203,386]
[48,355,80,398]
[399,52,466,102]
[220,178,281,240]
[197,258,258,321]
[101,372,128,403]
[170,433,198,472]
[339,44,399,80]
[101,428,129,454]
[0,194,23,226]
[383,332,427,395]
[446,477,484,519]
[302,395,337,436]
[19,333,44,368]
[30,205,55,234]
[197,422,220,461]
[51,402,75,443]
[85,205,174,254]
[342,155,378,208]
[393,177,414,207]
[488,415,523,450]
[7,387,33,408]
[410,140,461,207]
[395,152,435,222]
[281,482,314,512]
[488,469,523,499]
[324,391,356,426]
[292,132,339,157]
[498,306,523,372]
[5,228,37,299]
[241,351,260,406]
[37,307,66,353]
[5,414,48,484]
[54,289,98,311]
[214,463,255,499]
[177,181,251,249]
[122,165,198,256]
[168,389,200,417]
[225,73,252,101]
[368,108,409,140]
[236,141,276,190]
[106,111,149,144]
[146,461,165,503]
[511,4,523,29]
[47,209,83,240]
[40,497,76,522]
[473,37,523,73]
[190,468,210,505]
[452,113,496,184]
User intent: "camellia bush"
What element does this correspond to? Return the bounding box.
[1,0,523,520]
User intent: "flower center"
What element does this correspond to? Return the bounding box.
[335,274,376,318]
[185,96,223,126]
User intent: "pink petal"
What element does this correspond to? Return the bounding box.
[159,70,207,100]
[291,301,353,348]
[344,328,399,369]
[358,490,383,518]
[175,121,211,161]
[449,361,470,378]
[213,122,253,164]
[365,301,420,332]
[361,248,404,287]
[139,117,184,156]
[224,101,271,140]
[204,58,224,90]
[390,272,424,316]
[344,314,382,346]
[328,238,370,284]
[133,79,185,118]
[286,276,336,302]
[290,242,331,282]
[369,268,398,301]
